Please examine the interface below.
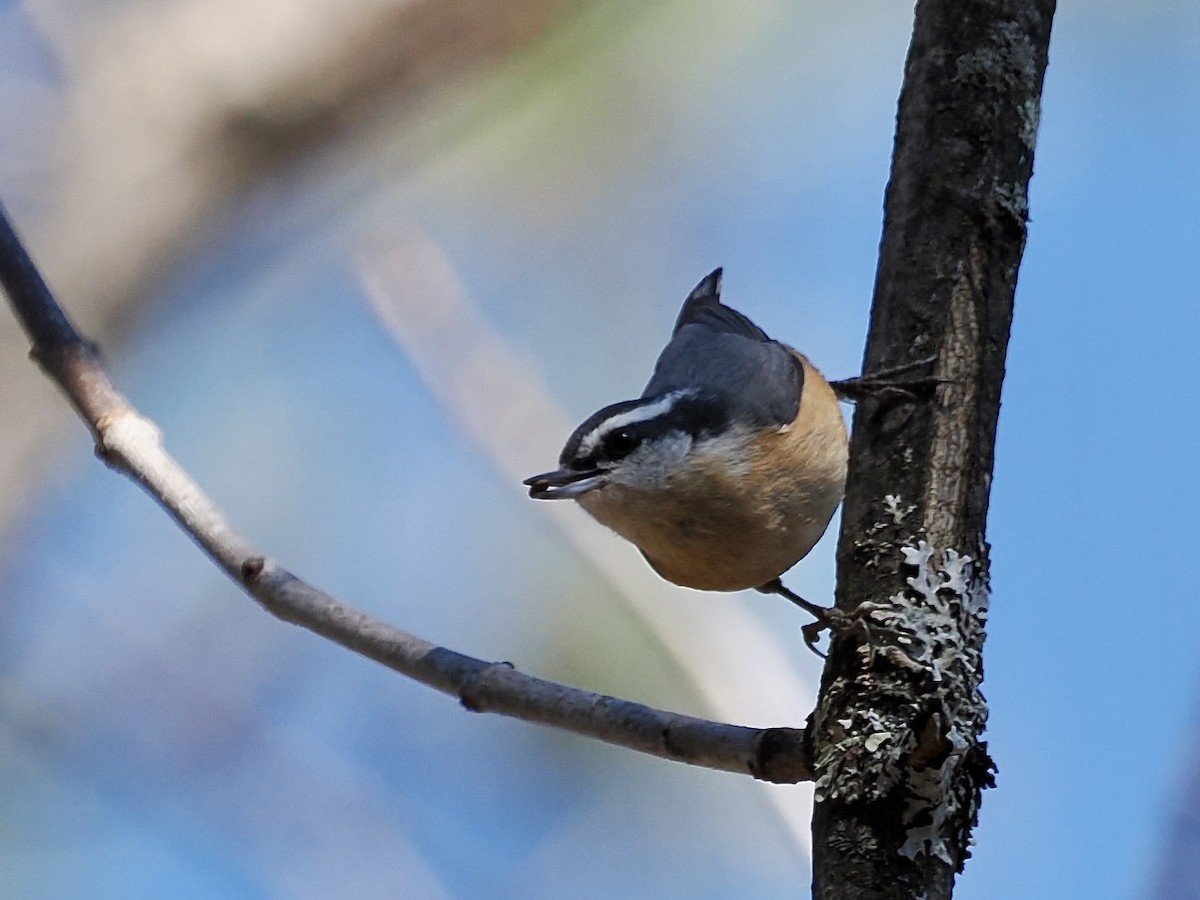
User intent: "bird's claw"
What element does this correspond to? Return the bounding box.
[801,620,828,657]
[757,578,845,657]
[830,355,944,402]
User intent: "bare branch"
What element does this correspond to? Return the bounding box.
[0,201,812,784]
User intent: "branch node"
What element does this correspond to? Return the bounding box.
[94,411,164,469]
[458,661,516,713]
[750,727,812,784]
[240,556,267,583]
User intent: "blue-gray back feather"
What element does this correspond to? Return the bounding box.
[643,268,804,429]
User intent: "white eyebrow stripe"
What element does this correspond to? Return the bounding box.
[578,390,691,456]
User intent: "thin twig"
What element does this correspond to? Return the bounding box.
[0,202,812,784]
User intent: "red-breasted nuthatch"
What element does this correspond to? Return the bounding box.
[524,269,848,635]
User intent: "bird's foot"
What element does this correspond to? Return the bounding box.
[829,355,943,402]
[757,578,849,657]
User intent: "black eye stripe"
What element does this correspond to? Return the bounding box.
[607,428,636,449]
[601,428,640,460]
[559,390,731,469]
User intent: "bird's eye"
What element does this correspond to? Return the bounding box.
[603,429,640,460]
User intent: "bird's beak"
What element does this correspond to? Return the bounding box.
[523,468,606,500]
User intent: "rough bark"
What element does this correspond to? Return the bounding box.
[809,2,1055,897]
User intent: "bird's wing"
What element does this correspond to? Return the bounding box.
[670,268,771,341]
[645,269,803,429]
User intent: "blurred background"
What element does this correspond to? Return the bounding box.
[1,1,1197,897]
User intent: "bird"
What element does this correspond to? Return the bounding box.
[524,268,848,643]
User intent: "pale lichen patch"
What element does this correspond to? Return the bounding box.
[811,539,993,870]
[883,493,916,524]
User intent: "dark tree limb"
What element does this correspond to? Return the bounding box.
[0,202,813,786]
[811,1,1055,898]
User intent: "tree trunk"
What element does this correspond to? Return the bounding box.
[809,2,1055,897]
